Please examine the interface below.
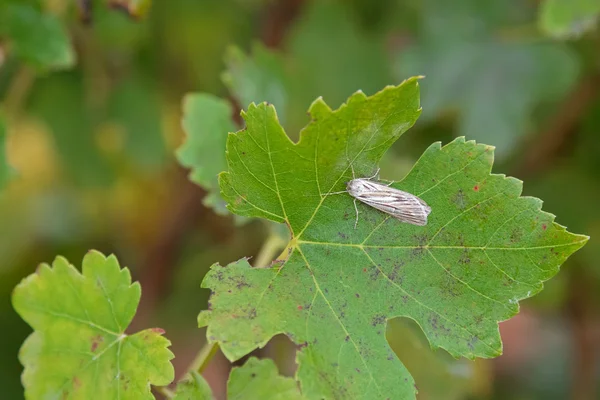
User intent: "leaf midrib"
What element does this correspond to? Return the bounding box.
[296,240,587,250]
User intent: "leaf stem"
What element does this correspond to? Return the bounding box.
[254,231,287,268]
[181,229,285,381]
[189,341,220,375]
[155,385,175,399]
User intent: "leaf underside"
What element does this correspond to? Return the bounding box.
[12,251,174,399]
[198,77,588,399]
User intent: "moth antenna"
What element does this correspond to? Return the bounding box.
[367,168,380,180]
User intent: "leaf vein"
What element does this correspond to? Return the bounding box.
[361,249,498,355]
[426,248,514,312]
[263,110,291,233]
[297,247,384,397]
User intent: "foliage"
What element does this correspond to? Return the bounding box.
[539,0,600,38]
[177,93,236,215]
[198,79,587,398]
[173,372,213,400]
[12,251,174,399]
[174,358,304,400]
[0,3,74,70]
[395,0,579,159]
[2,0,598,399]
[227,357,305,400]
[223,1,390,135]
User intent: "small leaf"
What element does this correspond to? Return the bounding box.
[0,4,75,70]
[539,0,600,38]
[12,251,174,399]
[173,372,213,400]
[199,78,588,399]
[173,358,304,400]
[177,93,236,215]
[228,358,305,400]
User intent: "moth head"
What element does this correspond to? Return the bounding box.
[346,179,365,195]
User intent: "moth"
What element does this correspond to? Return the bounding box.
[328,167,431,228]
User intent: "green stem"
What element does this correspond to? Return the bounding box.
[189,341,220,375]
[254,232,287,268]
[180,230,286,381]
[156,385,175,399]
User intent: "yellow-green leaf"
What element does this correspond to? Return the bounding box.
[12,251,174,399]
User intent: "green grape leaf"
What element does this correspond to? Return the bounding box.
[0,4,75,70]
[396,0,579,159]
[12,250,174,399]
[173,372,213,400]
[177,93,236,215]
[228,358,305,400]
[198,78,588,399]
[539,0,600,38]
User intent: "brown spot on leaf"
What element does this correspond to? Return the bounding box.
[510,228,523,243]
[371,314,386,326]
[91,335,103,352]
[458,249,471,264]
[468,335,480,350]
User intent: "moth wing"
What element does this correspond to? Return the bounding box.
[352,183,431,226]
[388,194,431,226]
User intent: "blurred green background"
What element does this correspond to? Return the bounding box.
[1,0,599,399]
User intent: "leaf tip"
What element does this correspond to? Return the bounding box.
[197,310,211,328]
[307,96,332,120]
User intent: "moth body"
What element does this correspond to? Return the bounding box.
[346,178,431,227]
